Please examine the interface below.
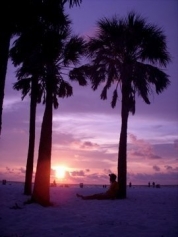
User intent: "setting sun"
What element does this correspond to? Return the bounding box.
[55,166,67,179]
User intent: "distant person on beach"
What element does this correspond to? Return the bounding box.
[76,173,119,200]
[51,180,56,187]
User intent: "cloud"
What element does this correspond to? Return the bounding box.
[83,172,109,184]
[3,97,23,111]
[149,154,161,159]
[19,167,26,174]
[6,166,25,174]
[164,165,178,172]
[70,170,85,177]
[131,151,145,157]
[174,139,178,150]
[165,165,173,171]
[80,141,99,149]
[153,165,161,172]
[6,167,14,173]
[153,143,177,161]
[63,169,111,184]
[103,168,113,174]
[128,171,178,185]
[128,134,162,160]
[63,167,119,184]
[52,131,102,154]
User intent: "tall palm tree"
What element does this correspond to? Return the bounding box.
[30,21,86,206]
[10,0,68,195]
[10,0,83,196]
[71,12,171,198]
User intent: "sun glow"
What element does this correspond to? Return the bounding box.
[55,166,67,179]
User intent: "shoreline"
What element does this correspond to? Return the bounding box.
[1,180,178,187]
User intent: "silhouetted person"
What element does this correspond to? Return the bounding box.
[76,173,119,200]
[148,182,151,187]
[152,182,155,188]
[52,180,56,187]
[79,183,83,188]
[2,179,6,185]
[129,182,132,187]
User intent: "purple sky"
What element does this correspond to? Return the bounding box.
[0,0,178,185]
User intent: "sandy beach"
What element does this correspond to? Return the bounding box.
[0,182,178,237]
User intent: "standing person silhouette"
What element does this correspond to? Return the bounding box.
[76,173,119,200]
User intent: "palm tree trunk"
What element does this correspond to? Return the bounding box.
[117,85,129,199]
[24,79,38,195]
[32,83,53,206]
[0,30,11,135]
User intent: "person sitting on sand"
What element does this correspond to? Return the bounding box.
[76,173,119,200]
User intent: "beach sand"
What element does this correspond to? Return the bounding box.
[0,183,178,237]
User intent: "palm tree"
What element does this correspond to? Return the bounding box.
[31,41,86,206]
[30,21,86,206]
[71,12,171,198]
[10,7,49,194]
[9,1,68,195]
[10,0,83,196]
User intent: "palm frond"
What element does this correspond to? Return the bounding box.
[146,64,170,93]
[139,24,171,66]
[53,96,59,109]
[13,78,31,100]
[100,85,107,100]
[111,89,118,108]
[69,65,89,86]
[91,65,106,90]
[58,80,73,98]
[63,36,86,66]
[131,63,151,104]
[62,0,82,8]
[133,62,170,103]
[128,94,136,115]
[37,86,44,104]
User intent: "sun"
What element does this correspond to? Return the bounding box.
[55,166,66,179]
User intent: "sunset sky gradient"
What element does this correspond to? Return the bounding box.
[0,0,177,185]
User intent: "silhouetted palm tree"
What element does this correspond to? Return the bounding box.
[27,16,86,205]
[31,36,86,206]
[10,0,83,196]
[10,0,68,195]
[72,12,171,198]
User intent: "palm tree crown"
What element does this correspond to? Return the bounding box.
[87,12,171,110]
